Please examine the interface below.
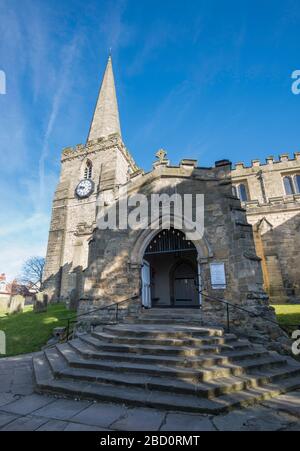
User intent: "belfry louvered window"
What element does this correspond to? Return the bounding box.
[84,161,93,179]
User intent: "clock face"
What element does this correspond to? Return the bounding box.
[75,179,94,198]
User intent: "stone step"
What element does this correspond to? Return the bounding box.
[127,318,205,325]
[103,324,224,338]
[139,313,202,319]
[70,338,268,369]
[91,330,238,347]
[56,342,287,382]
[44,347,300,399]
[33,308,300,415]
[143,308,201,315]
[139,314,202,318]
[85,333,251,357]
[45,346,69,374]
[33,352,300,414]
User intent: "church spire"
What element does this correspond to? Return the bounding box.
[87,55,121,142]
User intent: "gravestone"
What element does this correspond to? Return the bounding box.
[8,295,25,314]
[0,294,10,313]
[69,289,79,310]
[0,330,5,355]
[33,292,48,313]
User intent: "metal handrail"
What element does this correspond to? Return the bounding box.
[65,292,141,340]
[63,287,298,339]
[199,290,300,335]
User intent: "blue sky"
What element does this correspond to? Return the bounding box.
[0,0,300,280]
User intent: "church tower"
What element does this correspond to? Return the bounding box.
[43,56,137,301]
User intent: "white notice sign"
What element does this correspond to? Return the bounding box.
[210,263,226,289]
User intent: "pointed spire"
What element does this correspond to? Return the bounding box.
[87,55,121,142]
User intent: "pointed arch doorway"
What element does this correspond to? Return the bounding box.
[141,228,201,308]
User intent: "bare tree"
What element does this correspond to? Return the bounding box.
[19,256,45,292]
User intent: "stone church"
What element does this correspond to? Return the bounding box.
[42,56,299,335]
[35,56,300,410]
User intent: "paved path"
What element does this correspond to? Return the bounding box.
[0,354,300,431]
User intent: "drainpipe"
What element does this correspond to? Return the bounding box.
[257,170,267,204]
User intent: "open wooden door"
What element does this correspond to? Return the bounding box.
[141,260,151,308]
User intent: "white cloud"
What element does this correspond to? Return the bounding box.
[0,212,49,238]
[38,34,83,201]
[0,0,134,282]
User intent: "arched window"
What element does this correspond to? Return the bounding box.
[294,175,300,194]
[232,186,238,197]
[84,161,92,179]
[283,176,294,195]
[238,183,248,202]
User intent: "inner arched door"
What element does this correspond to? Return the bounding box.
[171,261,198,307]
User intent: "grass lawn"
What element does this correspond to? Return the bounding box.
[272,304,300,331]
[0,303,75,357]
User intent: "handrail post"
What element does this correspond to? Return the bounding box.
[66,319,70,342]
[226,303,230,333]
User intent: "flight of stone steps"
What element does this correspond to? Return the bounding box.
[33,309,300,414]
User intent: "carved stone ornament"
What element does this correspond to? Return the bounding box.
[156,149,167,162]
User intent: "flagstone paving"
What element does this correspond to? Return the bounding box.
[0,353,299,431]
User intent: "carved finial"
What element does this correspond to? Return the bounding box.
[156,149,167,163]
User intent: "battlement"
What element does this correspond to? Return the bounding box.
[127,156,232,191]
[129,157,231,182]
[61,133,138,171]
[61,133,123,159]
[233,152,300,171]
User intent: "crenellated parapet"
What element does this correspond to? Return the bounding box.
[232,152,300,172]
[61,133,138,172]
[124,155,234,197]
[231,152,300,204]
